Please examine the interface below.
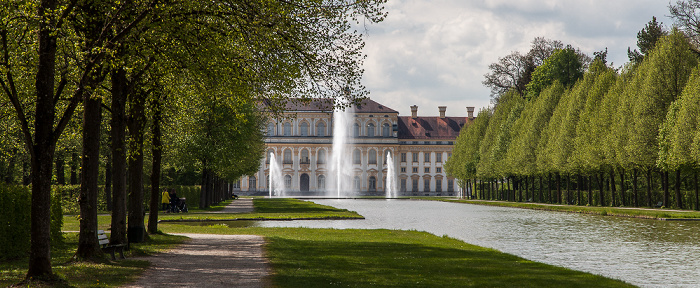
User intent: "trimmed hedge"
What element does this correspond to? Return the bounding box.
[0,184,63,260]
[54,185,202,213]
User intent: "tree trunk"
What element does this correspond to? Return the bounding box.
[598,172,605,207]
[110,68,128,245]
[148,94,163,234]
[538,176,543,203]
[556,173,561,204]
[646,169,653,207]
[587,175,592,206]
[675,170,682,209]
[695,171,699,211]
[76,95,102,260]
[200,166,210,209]
[105,154,112,212]
[127,90,147,243]
[27,0,59,277]
[70,152,78,185]
[577,175,582,205]
[525,176,529,202]
[633,168,638,207]
[610,170,616,207]
[620,170,626,207]
[662,171,669,207]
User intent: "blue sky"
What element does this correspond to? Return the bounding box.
[360,0,674,117]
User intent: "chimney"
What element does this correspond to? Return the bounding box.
[438,106,446,119]
[466,107,474,119]
[411,105,418,118]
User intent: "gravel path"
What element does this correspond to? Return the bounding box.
[123,199,270,288]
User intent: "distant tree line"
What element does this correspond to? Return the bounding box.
[447,10,700,211]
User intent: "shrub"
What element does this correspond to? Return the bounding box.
[0,184,63,260]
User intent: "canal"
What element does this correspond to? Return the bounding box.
[227,199,700,287]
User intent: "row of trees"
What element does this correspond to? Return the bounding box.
[447,18,700,210]
[0,0,387,282]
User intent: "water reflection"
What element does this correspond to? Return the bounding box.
[191,199,700,287]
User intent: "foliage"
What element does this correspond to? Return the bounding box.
[627,16,668,63]
[476,90,524,178]
[445,108,492,180]
[525,47,584,100]
[658,66,700,170]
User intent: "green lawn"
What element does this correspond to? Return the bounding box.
[441,199,700,219]
[160,224,636,288]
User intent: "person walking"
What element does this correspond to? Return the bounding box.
[161,189,171,211]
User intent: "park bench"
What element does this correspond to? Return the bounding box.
[98,230,126,260]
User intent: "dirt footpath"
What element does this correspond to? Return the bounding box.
[123,199,270,287]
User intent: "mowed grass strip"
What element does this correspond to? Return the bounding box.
[159,198,364,221]
[62,198,363,231]
[160,225,635,288]
[0,233,187,287]
[442,199,700,220]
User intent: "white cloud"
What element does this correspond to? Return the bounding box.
[360,0,672,116]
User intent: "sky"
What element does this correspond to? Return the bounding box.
[359,0,674,117]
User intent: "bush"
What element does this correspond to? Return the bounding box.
[0,184,63,260]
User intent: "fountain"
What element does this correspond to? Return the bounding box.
[385,152,397,198]
[268,153,285,197]
[329,104,354,198]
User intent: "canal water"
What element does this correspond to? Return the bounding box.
[214,199,700,287]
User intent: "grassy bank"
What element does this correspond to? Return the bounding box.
[63,198,363,231]
[441,199,700,220]
[160,224,635,288]
[0,233,186,287]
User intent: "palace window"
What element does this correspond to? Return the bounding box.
[412,153,418,162]
[436,179,442,192]
[412,167,418,173]
[436,153,442,163]
[300,122,309,136]
[316,121,326,137]
[267,123,275,136]
[317,149,326,164]
[401,179,407,192]
[354,176,361,190]
[266,149,274,164]
[283,149,292,164]
[248,177,256,191]
[401,153,407,162]
[318,175,326,190]
[424,178,431,192]
[424,167,430,173]
[369,149,377,164]
[353,123,360,137]
[367,123,375,137]
[284,175,292,189]
[424,152,430,162]
[300,149,309,164]
[283,122,292,136]
[436,167,442,173]
[412,179,419,192]
[448,179,454,192]
[401,167,406,173]
[353,149,361,164]
[369,176,376,191]
[382,123,391,137]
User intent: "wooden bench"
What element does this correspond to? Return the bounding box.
[98,230,126,260]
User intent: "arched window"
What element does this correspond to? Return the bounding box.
[369,176,376,191]
[367,123,375,137]
[300,122,309,136]
[317,149,326,164]
[266,149,275,164]
[284,175,292,189]
[382,123,391,137]
[368,149,377,164]
[248,176,257,191]
[353,123,360,137]
[353,149,361,164]
[353,176,361,190]
[316,121,326,137]
[318,175,326,190]
[283,149,292,164]
[283,122,292,136]
[267,123,275,136]
[384,150,391,164]
[300,149,309,164]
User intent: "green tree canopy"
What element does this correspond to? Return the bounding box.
[525,47,584,100]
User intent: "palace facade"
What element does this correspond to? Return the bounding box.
[236,98,474,196]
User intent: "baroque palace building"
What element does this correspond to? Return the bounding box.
[236,98,474,196]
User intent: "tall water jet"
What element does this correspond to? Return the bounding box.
[329,104,354,198]
[268,153,284,197]
[385,152,397,198]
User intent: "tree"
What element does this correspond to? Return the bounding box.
[628,16,667,63]
[525,47,585,100]
[446,108,492,186]
[670,1,700,50]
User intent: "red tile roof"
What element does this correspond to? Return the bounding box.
[397,116,471,140]
[270,98,399,113]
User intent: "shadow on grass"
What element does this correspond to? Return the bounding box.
[263,230,634,288]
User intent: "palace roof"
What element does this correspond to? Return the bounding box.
[397,116,470,140]
[275,98,399,114]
